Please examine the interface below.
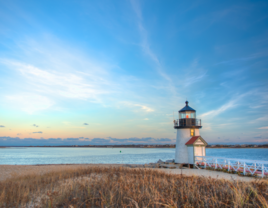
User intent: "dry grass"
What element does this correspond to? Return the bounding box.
[0,167,267,208]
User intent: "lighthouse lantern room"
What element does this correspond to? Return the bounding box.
[174,101,207,165]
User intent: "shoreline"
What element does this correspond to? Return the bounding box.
[1,146,268,148]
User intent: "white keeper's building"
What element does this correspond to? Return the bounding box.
[174,101,207,164]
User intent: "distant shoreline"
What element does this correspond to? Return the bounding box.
[207,147,268,148]
[0,145,268,148]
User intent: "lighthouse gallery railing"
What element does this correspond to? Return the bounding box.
[174,119,201,127]
[195,156,268,178]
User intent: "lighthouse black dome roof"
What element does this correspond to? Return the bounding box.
[179,101,196,112]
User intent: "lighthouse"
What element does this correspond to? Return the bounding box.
[174,101,207,164]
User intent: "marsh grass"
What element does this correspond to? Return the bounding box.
[0,167,267,207]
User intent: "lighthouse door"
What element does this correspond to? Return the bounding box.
[194,146,203,157]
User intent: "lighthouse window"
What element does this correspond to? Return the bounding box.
[179,111,195,119]
[180,112,186,119]
[190,129,195,136]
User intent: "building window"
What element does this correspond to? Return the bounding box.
[180,112,186,119]
[190,129,195,136]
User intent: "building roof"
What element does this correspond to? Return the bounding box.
[185,136,207,145]
[185,136,199,145]
[179,101,196,112]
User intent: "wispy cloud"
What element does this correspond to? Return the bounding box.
[83,123,89,125]
[200,92,252,118]
[121,102,154,112]
[250,116,268,124]
[184,73,207,87]
[217,51,268,65]
[130,0,172,84]
[33,124,39,127]
[180,59,207,88]
[33,131,43,134]
[0,36,119,113]
[250,105,265,109]
[0,125,5,128]
[4,61,112,100]
[6,93,54,114]
[200,100,237,118]
[253,138,268,143]
[259,126,268,129]
[134,104,154,112]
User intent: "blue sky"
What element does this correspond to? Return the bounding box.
[0,0,268,146]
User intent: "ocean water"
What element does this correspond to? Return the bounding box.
[0,147,268,165]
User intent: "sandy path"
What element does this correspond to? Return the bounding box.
[0,164,263,182]
[153,168,260,182]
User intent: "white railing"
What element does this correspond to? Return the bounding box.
[195,156,268,178]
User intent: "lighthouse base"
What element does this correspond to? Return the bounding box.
[175,129,200,164]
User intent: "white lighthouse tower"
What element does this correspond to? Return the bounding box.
[174,101,207,164]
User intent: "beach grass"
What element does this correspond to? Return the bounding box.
[0,166,267,207]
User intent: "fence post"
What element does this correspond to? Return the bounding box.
[228,160,230,172]
[215,159,217,169]
[204,158,206,169]
[243,162,246,175]
[262,164,264,178]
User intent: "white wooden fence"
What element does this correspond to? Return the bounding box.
[195,156,268,178]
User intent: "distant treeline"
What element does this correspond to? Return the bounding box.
[0,144,175,148]
[1,144,268,148]
[207,144,268,148]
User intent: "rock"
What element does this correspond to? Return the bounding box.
[165,159,174,163]
[157,159,164,163]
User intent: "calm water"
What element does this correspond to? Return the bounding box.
[0,148,268,165]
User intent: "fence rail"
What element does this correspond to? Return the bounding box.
[195,156,268,178]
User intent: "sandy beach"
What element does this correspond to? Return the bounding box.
[0,164,262,182]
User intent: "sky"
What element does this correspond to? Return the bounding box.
[0,0,268,146]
